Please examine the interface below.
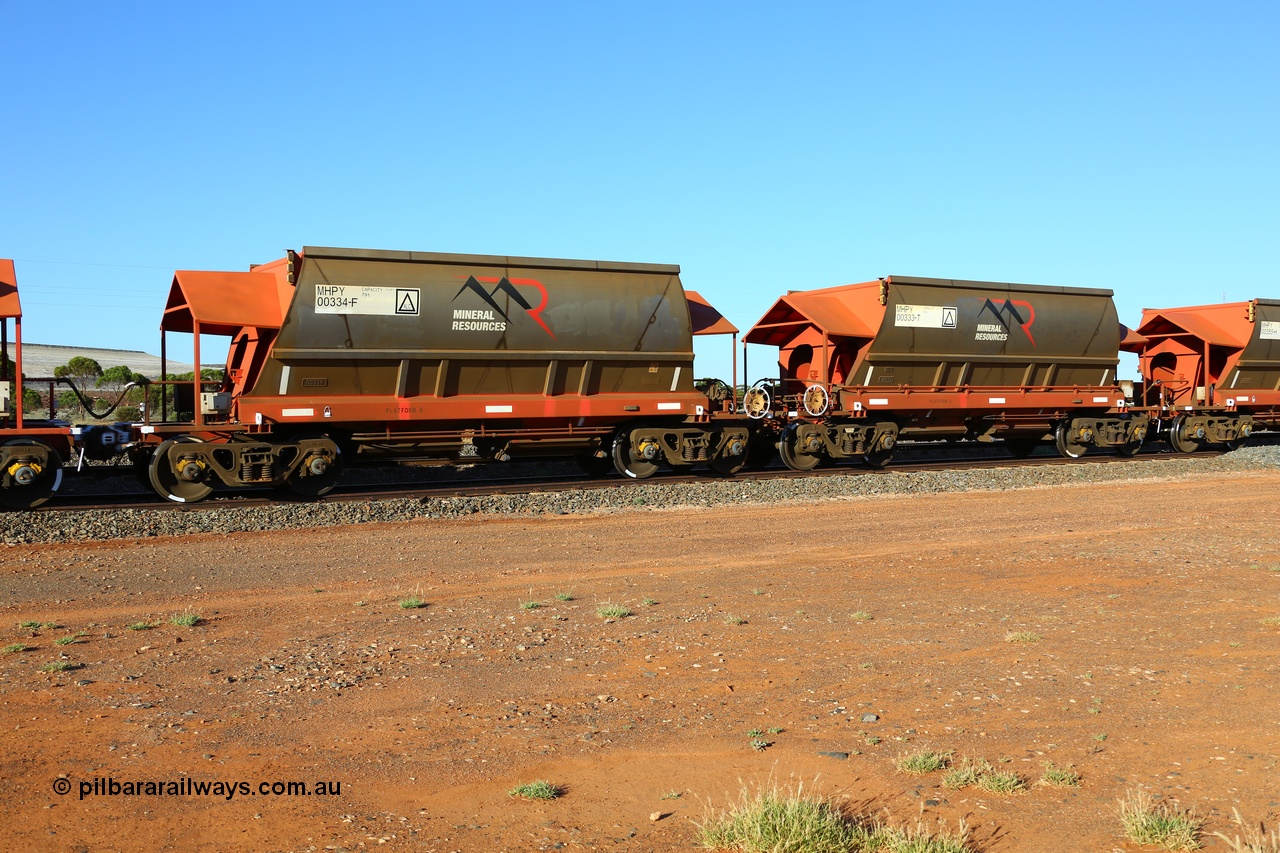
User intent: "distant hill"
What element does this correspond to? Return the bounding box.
[1,343,195,380]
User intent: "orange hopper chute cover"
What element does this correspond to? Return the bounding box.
[161,262,291,336]
[0,259,20,319]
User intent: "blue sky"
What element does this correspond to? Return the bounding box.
[3,2,1276,382]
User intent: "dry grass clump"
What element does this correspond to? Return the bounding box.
[696,779,972,853]
[1038,761,1081,787]
[940,757,1027,795]
[1213,808,1280,853]
[508,780,561,800]
[895,750,950,775]
[976,770,1026,795]
[1118,788,1202,850]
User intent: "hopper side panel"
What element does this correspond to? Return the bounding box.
[865,279,1120,389]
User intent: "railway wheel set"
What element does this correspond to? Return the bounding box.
[3,249,1278,509]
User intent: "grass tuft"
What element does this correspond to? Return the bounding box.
[1004,631,1042,643]
[896,750,950,774]
[696,780,972,853]
[1039,761,1081,787]
[696,780,864,853]
[41,661,80,673]
[19,620,42,630]
[3,642,27,655]
[879,819,973,853]
[942,758,990,790]
[554,591,573,602]
[508,780,560,800]
[1119,788,1202,850]
[976,770,1026,795]
[596,603,631,619]
[1212,808,1280,853]
[169,610,201,627]
[1260,616,1280,627]
[126,621,155,631]
[724,615,747,625]
[850,611,873,622]
[520,600,542,610]
[941,757,1027,794]
[55,631,87,646]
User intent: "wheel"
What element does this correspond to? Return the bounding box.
[709,454,746,476]
[573,452,614,477]
[802,384,829,416]
[864,446,895,469]
[611,432,660,479]
[0,439,64,510]
[864,430,897,469]
[1053,422,1088,459]
[1004,437,1040,458]
[742,382,771,419]
[1168,414,1204,453]
[282,436,343,498]
[148,436,214,503]
[1115,439,1143,457]
[778,425,822,471]
[708,432,748,476]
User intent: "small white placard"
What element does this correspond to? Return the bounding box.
[315,285,420,316]
[894,305,957,329]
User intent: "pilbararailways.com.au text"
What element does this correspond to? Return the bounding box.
[54,776,343,801]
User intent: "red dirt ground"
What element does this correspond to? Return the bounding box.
[1,470,1278,852]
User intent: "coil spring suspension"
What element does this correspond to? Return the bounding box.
[681,436,710,462]
[240,450,275,483]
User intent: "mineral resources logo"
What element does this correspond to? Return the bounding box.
[976,299,1036,345]
[451,276,555,338]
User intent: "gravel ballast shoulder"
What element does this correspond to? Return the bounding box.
[3,446,1278,545]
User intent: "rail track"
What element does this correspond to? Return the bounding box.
[37,441,1230,514]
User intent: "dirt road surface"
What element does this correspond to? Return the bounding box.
[2,470,1278,851]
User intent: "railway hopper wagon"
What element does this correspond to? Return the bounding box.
[1122,299,1280,450]
[744,275,1148,469]
[0,260,74,509]
[130,246,751,502]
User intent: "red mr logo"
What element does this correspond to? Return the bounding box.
[978,299,1036,346]
[452,276,555,338]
